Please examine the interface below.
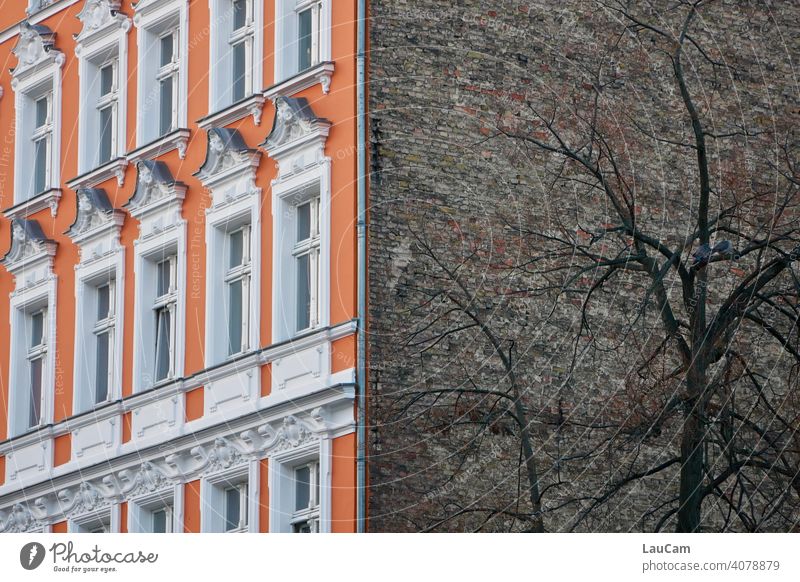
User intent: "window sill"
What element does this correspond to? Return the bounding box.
[197,94,266,130]
[127,128,191,163]
[66,158,128,190]
[3,188,62,220]
[264,62,335,101]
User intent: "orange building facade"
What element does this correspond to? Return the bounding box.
[0,0,361,533]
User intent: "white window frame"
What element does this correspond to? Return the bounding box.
[12,60,62,204]
[274,0,331,83]
[128,160,187,393]
[268,439,331,533]
[133,240,186,392]
[152,254,178,384]
[74,266,123,412]
[200,461,258,533]
[75,2,130,176]
[272,172,330,342]
[133,0,188,146]
[209,0,263,113]
[206,207,259,365]
[67,505,119,533]
[128,485,182,533]
[8,285,56,437]
[69,189,126,414]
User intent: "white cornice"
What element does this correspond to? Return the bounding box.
[126,128,190,163]
[3,189,62,220]
[264,61,335,101]
[197,94,266,130]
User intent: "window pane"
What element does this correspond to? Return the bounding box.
[155,308,171,381]
[298,8,312,71]
[225,488,240,531]
[29,357,42,428]
[227,279,243,355]
[232,41,246,103]
[97,284,110,320]
[296,254,311,331]
[157,259,172,297]
[99,106,113,164]
[160,34,174,67]
[293,521,311,533]
[295,466,311,511]
[152,509,167,533]
[233,0,247,30]
[100,64,114,96]
[296,202,311,242]
[35,97,48,127]
[95,332,109,403]
[34,137,47,194]
[31,312,44,347]
[159,78,174,136]
[229,230,244,268]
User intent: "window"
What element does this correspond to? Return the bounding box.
[296,0,322,72]
[25,309,47,429]
[224,483,248,532]
[157,30,179,136]
[293,198,320,332]
[134,0,187,146]
[92,281,115,405]
[225,226,251,356]
[274,0,329,83]
[97,63,117,165]
[290,461,320,533]
[32,93,52,196]
[151,505,173,533]
[154,256,177,382]
[230,0,253,103]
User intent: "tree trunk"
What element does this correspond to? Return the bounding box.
[677,369,706,532]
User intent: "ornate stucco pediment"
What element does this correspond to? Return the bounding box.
[12,22,62,79]
[261,96,331,160]
[194,127,261,188]
[259,415,319,454]
[66,188,125,245]
[118,461,169,497]
[1,218,57,274]
[58,481,108,517]
[76,0,130,51]
[0,502,43,533]
[125,160,186,218]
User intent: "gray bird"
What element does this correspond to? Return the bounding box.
[691,243,713,267]
[712,240,736,257]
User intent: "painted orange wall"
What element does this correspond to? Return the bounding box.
[184,388,204,422]
[184,480,201,533]
[331,433,356,532]
[259,459,269,533]
[119,502,128,533]
[51,520,68,533]
[53,434,71,467]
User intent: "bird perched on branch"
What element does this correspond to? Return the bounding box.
[691,240,737,269]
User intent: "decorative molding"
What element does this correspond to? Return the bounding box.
[126,128,190,163]
[0,503,44,533]
[75,0,130,55]
[66,188,125,248]
[125,159,186,219]
[1,218,57,274]
[197,94,266,130]
[12,21,59,77]
[190,437,245,475]
[261,96,331,163]
[3,189,62,220]
[259,415,318,454]
[264,61,335,101]
[118,461,169,497]
[194,127,261,191]
[57,481,107,517]
[67,158,128,190]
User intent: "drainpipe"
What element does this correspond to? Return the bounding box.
[355,0,368,534]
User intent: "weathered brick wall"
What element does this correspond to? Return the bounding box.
[366,1,799,532]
